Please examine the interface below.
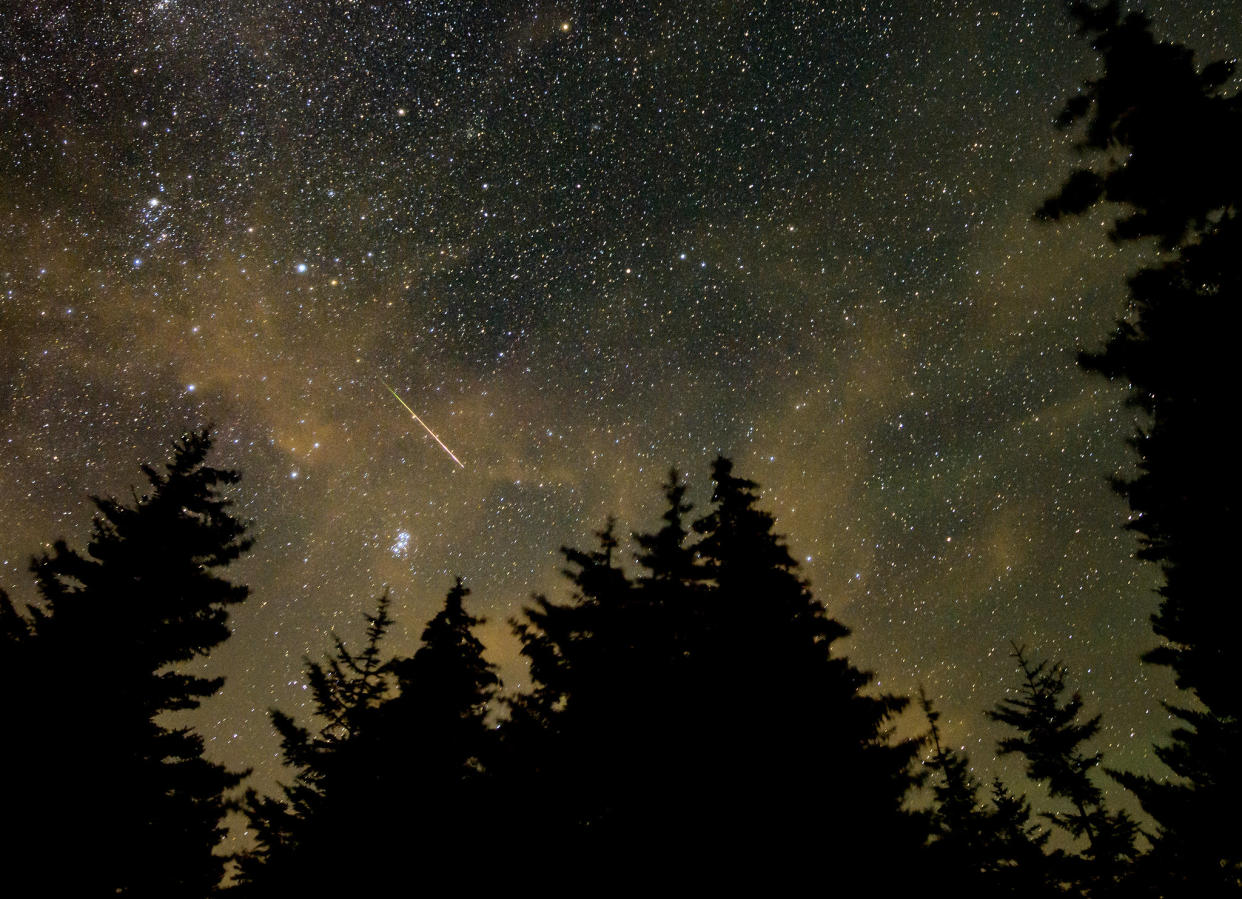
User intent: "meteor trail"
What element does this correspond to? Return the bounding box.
[382,381,466,468]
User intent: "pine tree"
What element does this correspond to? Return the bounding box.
[502,518,638,862]
[383,578,498,766]
[633,468,699,589]
[691,457,924,874]
[235,593,395,895]
[918,689,1054,897]
[988,780,1062,890]
[988,643,1138,894]
[1038,6,1241,891]
[377,577,501,863]
[237,582,500,893]
[505,459,927,888]
[2,428,251,897]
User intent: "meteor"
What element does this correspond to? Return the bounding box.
[382,381,466,469]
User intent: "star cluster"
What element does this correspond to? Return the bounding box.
[3,1,1236,802]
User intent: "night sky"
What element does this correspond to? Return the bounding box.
[3,1,1236,810]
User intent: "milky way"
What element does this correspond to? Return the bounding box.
[3,1,1236,810]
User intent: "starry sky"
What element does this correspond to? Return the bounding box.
[3,0,1237,808]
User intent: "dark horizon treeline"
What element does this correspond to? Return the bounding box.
[2,3,1238,896]
[0,427,1220,897]
[0,434,1148,896]
[226,458,1139,896]
[234,457,933,893]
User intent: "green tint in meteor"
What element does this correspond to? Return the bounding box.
[383,381,466,469]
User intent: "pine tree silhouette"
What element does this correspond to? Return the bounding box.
[1038,5,1241,891]
[237,582,499,893]
[236,592,395,895]
[988,643,1138,894]
[376,577,501,870]
[501,518,639,868]
[1,428,251,897]
[692,456,925,885]
[634,468,699,589]
[505,458,926,889]
[918,688,1053,898]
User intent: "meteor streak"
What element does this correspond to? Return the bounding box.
[382,382,466,468]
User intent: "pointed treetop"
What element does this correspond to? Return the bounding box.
[634,468,697,585]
